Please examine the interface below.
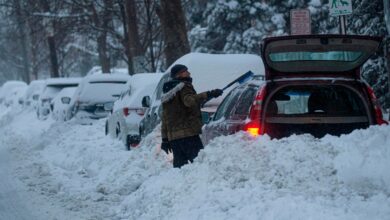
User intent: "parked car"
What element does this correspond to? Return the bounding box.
[202,35,388,144]
[71,74,131,124]
[23,80,45,108]
[106,73,164,149]
[51,87,78,121]
[37,78,81,120]
[0,81,27,106]
[139,52,265,138]
[4,86,28,107]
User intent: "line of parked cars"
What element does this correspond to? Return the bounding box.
[1,35,388,151]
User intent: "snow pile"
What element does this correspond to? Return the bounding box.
[0,109,389,219]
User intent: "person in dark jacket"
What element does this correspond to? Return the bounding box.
[161,64,223,168]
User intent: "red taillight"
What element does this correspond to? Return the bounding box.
[245,85,267,136]
[123,107,129,116]
[135,108,145,116]
[366,85,388,125]
[244,121,261,136]
[123,108,145,117]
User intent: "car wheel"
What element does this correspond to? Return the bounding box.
[126,135,131,151]
[115,123,120,138]
[105,121,109,135]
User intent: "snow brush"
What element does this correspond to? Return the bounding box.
[202,70,255,107]
[221,70,255,91]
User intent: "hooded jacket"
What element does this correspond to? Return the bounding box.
[161,78,209,141]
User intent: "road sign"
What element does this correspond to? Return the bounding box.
[329,0,353,16]
[290,9,311,35]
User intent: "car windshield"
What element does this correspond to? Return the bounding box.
[269,51,362,62]
[79,81,127,102]
[41,86,63,99]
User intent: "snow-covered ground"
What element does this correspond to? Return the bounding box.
[1,106,390,220]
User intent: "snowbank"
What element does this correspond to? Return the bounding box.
[0,109,389,220]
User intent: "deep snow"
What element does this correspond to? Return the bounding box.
[0,105,390,220]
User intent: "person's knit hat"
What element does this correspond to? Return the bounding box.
[170,64,188,78]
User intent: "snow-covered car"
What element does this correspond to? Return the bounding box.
[72,74,131,124]
[23,80,45,108]
[4,86,28,108]
[106,73,163,150]
[37,78,81,120]
[202,35,388,144]
[0,80,27,106]
[50,87,78,121]
[139,52,265,138]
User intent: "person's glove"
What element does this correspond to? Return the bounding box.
[161,138,171,154]
[207,89,223,98]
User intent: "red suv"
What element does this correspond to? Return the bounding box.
[202,35,388,144]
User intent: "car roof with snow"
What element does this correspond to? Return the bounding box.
[86,66,129,75]
[128,73,163,89]
[1,80,27,89]
[164,53,265,108]
[83,73,131,83]
[0,81,28,99]
[114,73,163,110]
[45,77,82,86]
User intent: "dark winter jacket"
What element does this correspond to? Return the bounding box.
[161,78,209,141]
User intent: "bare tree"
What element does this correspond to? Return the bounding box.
[125,0,144,75]
[156,0,190,67]
[38,0,60,78]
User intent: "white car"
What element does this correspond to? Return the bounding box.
[106,73,163,149]
[4,86,28,108]
[23,80,45,108]
[51,87,78,121]
[0,81,28,106]
[72,74,131,124]
[37,78,81,120]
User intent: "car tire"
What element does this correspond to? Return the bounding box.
[115,123,120,138]
[126,135,131,151]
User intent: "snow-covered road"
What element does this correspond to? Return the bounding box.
[0,147,37,220]
[1,106,390,220]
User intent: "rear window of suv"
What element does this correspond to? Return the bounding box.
[269,51,362,62]
[268,85,366,116]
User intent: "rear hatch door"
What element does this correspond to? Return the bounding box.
[261,35,382,80]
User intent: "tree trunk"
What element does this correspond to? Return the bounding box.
[125,0,143,75]
[47,36,59,78]
[39,0,59,78]
[14,0,30,82]
[157,0,190,68]
[119,2,132,75]
[97,33,110,73]
[90,0,112,73]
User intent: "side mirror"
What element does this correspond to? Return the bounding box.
[61,97,71,104]
[142,96,151,108]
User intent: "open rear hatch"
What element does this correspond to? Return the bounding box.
[263,84,371,139]
[261,35,382,80]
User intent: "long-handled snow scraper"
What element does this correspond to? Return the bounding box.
[221,70,254,91]
[202,70,255,107]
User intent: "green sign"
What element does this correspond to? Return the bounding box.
[329,0,353,16]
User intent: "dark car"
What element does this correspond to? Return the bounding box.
[202,35,388,144]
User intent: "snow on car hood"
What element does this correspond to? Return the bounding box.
[0,109,389,219]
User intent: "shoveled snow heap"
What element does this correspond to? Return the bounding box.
[1,108,389,220]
